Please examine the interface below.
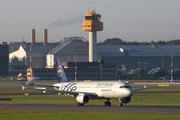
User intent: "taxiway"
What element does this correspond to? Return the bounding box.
[0,104,180,113]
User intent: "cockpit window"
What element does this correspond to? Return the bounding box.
[119,85,131,88]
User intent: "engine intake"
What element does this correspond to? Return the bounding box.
[76,93,90,104]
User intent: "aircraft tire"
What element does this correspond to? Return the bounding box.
[104,101,108,106]
[119,103,123,106]
[108,102,111,106]
[77,103,84,107]
[104,101,111,106]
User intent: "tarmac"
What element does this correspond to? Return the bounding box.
[1,104,180,113]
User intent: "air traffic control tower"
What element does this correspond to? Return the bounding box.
[82,9,103,62]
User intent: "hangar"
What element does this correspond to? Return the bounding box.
[9,36,180,80]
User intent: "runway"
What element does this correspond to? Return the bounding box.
[1,104,180,113]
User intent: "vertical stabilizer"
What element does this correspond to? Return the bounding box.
[56,59,69,83]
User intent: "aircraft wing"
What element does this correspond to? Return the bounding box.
[33,87,97,96]
[132,85,147,92]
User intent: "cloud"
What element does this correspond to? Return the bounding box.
[49,13,84,28]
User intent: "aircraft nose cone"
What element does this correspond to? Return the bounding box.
[125,89,133,96]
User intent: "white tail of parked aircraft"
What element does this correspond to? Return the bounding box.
[161,77,179,83]
[24,58,146,106]
[21,77,38,90]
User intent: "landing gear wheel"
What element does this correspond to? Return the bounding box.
[104,101,111,106]
[108,102,111,106]
[77,103,84,107]
[104,101,108,106]
[119,103,123,106]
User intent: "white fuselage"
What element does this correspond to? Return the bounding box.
[53,81,133,99]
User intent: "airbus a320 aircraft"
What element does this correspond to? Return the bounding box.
[24,59,146,107]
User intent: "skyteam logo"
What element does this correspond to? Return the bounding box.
[61,82,77,91]
[57,66,62,77]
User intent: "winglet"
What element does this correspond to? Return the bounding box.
[133,85,147,92]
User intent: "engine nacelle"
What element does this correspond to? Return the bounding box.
[118,97,131,103]
[76,93,90,104]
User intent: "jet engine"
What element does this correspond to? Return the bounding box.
[76,93,90,104]
[118,97,131,103]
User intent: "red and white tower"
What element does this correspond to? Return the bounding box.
[170,52,173,83]
[30,45,33,78]
[74,53,78,82]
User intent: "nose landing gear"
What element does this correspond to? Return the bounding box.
[117,98,124,107]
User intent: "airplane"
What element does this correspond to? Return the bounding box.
[21,77,39,90]
[161,77,179,83]
[23,58,147,107]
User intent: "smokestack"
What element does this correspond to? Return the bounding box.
[43,29,48,45]
[31,29,35,45]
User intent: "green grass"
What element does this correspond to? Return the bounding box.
[0,110,180,120]
[0,93,180,106]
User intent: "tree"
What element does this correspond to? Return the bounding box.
[174,70,180,78]
[154,70,165,77]
[98,38,180,45]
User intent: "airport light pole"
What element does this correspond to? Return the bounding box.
[144,62,147,72]
[137,62,141,79]
[161,50,164,70]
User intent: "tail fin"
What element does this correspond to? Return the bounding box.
[21,77,36,86]
[21,77,37,90]
[56,58,69,83]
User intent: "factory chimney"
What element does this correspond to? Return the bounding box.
[43,29,48,45]
[31,29,35,45]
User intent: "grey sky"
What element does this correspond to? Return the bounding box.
[0,0,180,43]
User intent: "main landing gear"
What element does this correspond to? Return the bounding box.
[104,99,111,106]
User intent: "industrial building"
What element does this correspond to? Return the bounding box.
[25,36,118,80]
[99,44,180,73]
[0,43,9,77]
[8,34,180,80]
[8,29,118,80]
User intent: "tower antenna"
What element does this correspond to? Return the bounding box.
[94,1,96,12]
[88,1,90,13]
[91,2,92,10]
